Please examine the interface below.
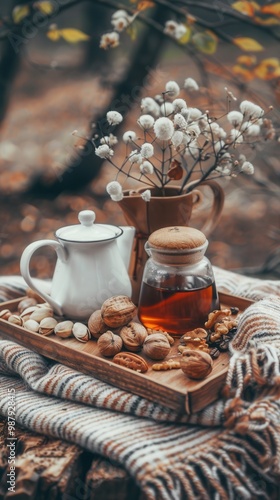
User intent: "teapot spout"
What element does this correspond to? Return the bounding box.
[117,226,135,270]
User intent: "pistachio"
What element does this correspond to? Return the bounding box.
[54,320,73,338]
[24,319,40,333]
[20,306,38,321]
[8,314,24,327]
[18,297,38,314]
[0,309,12,320]
[72,322,91,343]
[39,317,58,336]
[29,306,53,323]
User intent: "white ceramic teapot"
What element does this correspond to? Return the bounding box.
[20,210,135,320]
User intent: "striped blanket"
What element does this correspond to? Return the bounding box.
[0,268,280,499]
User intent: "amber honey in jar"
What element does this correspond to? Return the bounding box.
[138,226,219,336]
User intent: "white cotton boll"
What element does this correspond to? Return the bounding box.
[95,144,114,159]
[241,161,254,175]
[160,102,174,116]
[140,161,154,174]
[214,140,225,154]
[175,24,187,40]
[106,111,123,125]
[188,108,202,121]
[111,16,129,32]
[141,189,151,202]
[183,140,199,157]
[165,81,180,97]
[174,113,187,130]
[240,100,264,119]
[110,192,124,201]
[123,131,137,143]
[229,129,243,143]
[141,97,159,115]
[112,9,130,19]
[217,127,227,139]
[173,99,187,112]
[186,123,201,138]
[137,114,155,130]
[180,108,190,121]
[184,78,199,91]
[172,130,184,148]
[100,32,120,50]
[129,150,143,164]
[154,117,174,140]
[106,181,122,196]
[164,20,178,36]
[241,122,261,137]
[100,133,118,146]
[140,142,154,159]
[227,110,243,127]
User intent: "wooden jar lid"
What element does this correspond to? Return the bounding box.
[147,226,207,265]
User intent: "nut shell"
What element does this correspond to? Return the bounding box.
[88,310,108,338]
[54,320,73,338]
[101,296,137,328]
[73,322,91,343]
[180,350,213,380]
[142,333,171,360]
[97,331,123,357]
[120,322,148,352]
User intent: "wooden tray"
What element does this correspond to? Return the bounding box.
[0,292,253,414]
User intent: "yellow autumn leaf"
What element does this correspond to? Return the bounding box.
[232,64,254,81]
[178,26,191,45]
[254,58,280,79]
[137,1,155,11]
[236,55,257,66]
[35,1,55,15]
[254,15,280,25]
[12,5,30,24]
[233,37,264,51]
[59,29,90,43]
[47,29,61,41]
[261,3,280,17]
[231,1,259,16]
[126,24,137,41]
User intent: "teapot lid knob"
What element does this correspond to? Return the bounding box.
[78,210,96,226]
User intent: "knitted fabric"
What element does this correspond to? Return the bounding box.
[0,269,280,499]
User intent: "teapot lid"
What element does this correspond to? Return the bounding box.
[56,210,123,242]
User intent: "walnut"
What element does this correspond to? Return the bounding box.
[120,322,148,352]
[147,328,174,346]
[97,331,123,357]
[180,350,213,380]
[152,360,181,371]
[101,296,137,328]
[178,337,210,354]
[142,333,171,360]
[180,328,208,343]
[204,309,231,329]
[209,318,238,343]
[88,310,108,339]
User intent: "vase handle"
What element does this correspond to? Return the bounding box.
[188,180,225,236]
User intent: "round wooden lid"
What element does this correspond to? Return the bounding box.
[148,226,207,250]
[147,226,207,265]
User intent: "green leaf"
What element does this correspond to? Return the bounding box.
[35,1,55,15]
[126,24,137,41]
[192,30,217,54]
[59,28,90,43]
[12,5,30,24]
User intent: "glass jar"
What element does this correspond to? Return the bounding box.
[138,226,219,336]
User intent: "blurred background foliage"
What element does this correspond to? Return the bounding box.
[0,0,279,280]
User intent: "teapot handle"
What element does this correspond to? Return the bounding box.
[188,180,225,236]
[20,240,67,316]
